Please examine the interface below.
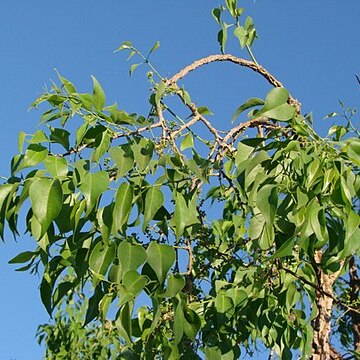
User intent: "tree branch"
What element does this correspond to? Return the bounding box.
[166,54,301,113]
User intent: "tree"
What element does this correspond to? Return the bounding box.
[1,1,359,358]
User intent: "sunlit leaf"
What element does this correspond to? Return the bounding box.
[29,178,63,237]
[146,242,175,284]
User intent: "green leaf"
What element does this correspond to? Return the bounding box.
[233,25,247,48]
[254,87,295,121]
[40,277,53,315]
[259,222,275,250]
[197,106,213,116]
[143,187,164,231]
[146,242,175,284]
[270,237,296,258]
[118,241,147,275]
[129,63,141,76]
[119,270,148,306]
[116,302,132,346]
[18,131,26,153]
[215,290,233,314]
[56,71,76,93]
[89,241,116,279]
[212,8,221,24]
[217,22,229,54]
[91,75,106,111]
[8,251,36,264]
[112,182,134,235]
[173,192,199,239]
[29,130,49,144]
[232,97,264,122]
[109,144,134,178]
[180,133,194,151]
[99,293,113,321]
[78,93,93,111]
[29,178,63,238]
[96,204,113,244]
[49,127,70,150]
[342,210,360,257]
[16,144,48,173]
[173,297,185,344]
[43,155,68,177]
[155,81,166,103]
[235,141,255,166]
[148,40,160,57]
[249,212,265,240]
[78,171,109,215]
[84,287,103,325]
[226,287,248,308]
[256,184,277,224]
[204,347,222,360]
[132,138,154,172]
[116,41,132,51]
[159,274,185,298]
[91,130,111,163]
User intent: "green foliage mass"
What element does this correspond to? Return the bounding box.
[1,1,359,359]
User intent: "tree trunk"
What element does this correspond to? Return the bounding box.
[311,250,343,360]
[349,256,360,353]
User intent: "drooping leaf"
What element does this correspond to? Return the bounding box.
[256,184,277,224]
[132,137,154,172]
[119,270,148,306]
[180,133,194,151]
[159,274,185,298]
[115,302,133,346]
[91,130,111,163]
[84,286,104,326]
[232,97,264,122]
[78,171,109,215]
[15,144,48,173]
[143,187,164,231]
[49,127,70,150]
[89,241,116,281]
[112,182,134,235]
[29,178,63,237]
[91,75,106,111]
[173,192,199,239]
[118,241,147,275]
[146,242,175,284]
[109,144,134,178]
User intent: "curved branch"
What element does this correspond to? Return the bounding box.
[166,54,301,113]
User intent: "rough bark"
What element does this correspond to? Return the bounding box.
[349,256,360,353]
[311,250,343,360]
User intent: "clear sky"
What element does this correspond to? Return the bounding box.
[0,1,359,359]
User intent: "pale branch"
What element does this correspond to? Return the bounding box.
[281,266,360,316]
[223,116,271,143]
[166,54,301,113]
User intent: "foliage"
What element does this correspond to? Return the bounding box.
[1,1,359,359]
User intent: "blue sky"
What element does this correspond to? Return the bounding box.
[0,1,359,359]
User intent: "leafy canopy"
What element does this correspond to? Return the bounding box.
[1,1,360,359]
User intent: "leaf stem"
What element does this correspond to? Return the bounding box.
[246,45,259,66]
